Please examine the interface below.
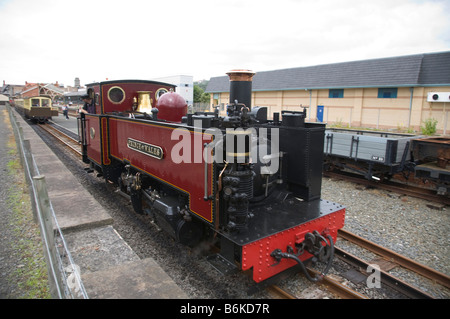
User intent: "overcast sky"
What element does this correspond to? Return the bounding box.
[1,0,449,87]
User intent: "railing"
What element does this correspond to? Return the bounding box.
[6,104,88,299]
[191,102,210,113]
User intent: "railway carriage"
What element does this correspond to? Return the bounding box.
[78,73,346,284]
[15,96,56,123]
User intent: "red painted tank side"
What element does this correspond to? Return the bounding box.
[108,117,215,223]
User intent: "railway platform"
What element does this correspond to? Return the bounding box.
[52,110,79,134]
[6,106,187,299]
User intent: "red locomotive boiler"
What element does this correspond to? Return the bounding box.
[78,72,345,284]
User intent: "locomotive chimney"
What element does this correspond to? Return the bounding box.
[226,69,255,110]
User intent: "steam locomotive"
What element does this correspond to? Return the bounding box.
[78,70,345,284]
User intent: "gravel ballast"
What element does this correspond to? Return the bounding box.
[321,177,449,276]
[321,177,450,298]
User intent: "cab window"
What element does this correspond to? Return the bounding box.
[31,99,40,107]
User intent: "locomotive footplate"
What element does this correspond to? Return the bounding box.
[210,194,345,283]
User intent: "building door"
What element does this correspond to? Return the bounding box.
[317,105,324,122]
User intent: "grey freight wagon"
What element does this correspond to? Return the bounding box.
[323,128,419,181]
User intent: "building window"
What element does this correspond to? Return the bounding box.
[329,89,344,98]
[378,88,398,98]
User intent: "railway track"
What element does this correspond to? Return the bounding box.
[266,272,368,299]
[334,229,450,299]
[37,122,449,299]
[271,228,449,299]
[324,170,450,206]
[38,122,81,157]
[338,229,450,290]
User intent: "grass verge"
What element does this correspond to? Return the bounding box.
[5,117,51,299]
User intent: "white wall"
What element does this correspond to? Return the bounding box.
[152,75,193,106]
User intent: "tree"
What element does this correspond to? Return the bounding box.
[194,79,209,91]
[193,84,210,103]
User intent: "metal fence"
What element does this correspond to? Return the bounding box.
[7,104,88,299]
[191,102,210,113]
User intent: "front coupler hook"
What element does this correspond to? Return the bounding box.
[270,232,335,283]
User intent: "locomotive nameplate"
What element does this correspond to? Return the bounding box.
[127,138,164,160]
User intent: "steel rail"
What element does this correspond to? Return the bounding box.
[334,246,434,299]
[320,277,368,299]
[324,170,450,206]
[268,275,367,299]
[306,268,369,299]
[338,229,450,289]
[38,124,82,157]
[266,285,297,299]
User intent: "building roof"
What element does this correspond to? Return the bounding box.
[63,90,87,98]
[1,84,25,97]
[205,51,450,93]
[42,83,64,95]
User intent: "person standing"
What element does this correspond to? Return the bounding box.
[62,104,69,119]
[79,94,95,114]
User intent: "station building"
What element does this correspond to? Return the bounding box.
[205,51,450,134]
[1,81,25,98]
[20,82,65,101]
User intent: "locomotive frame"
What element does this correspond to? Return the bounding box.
[78,74,346,285]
